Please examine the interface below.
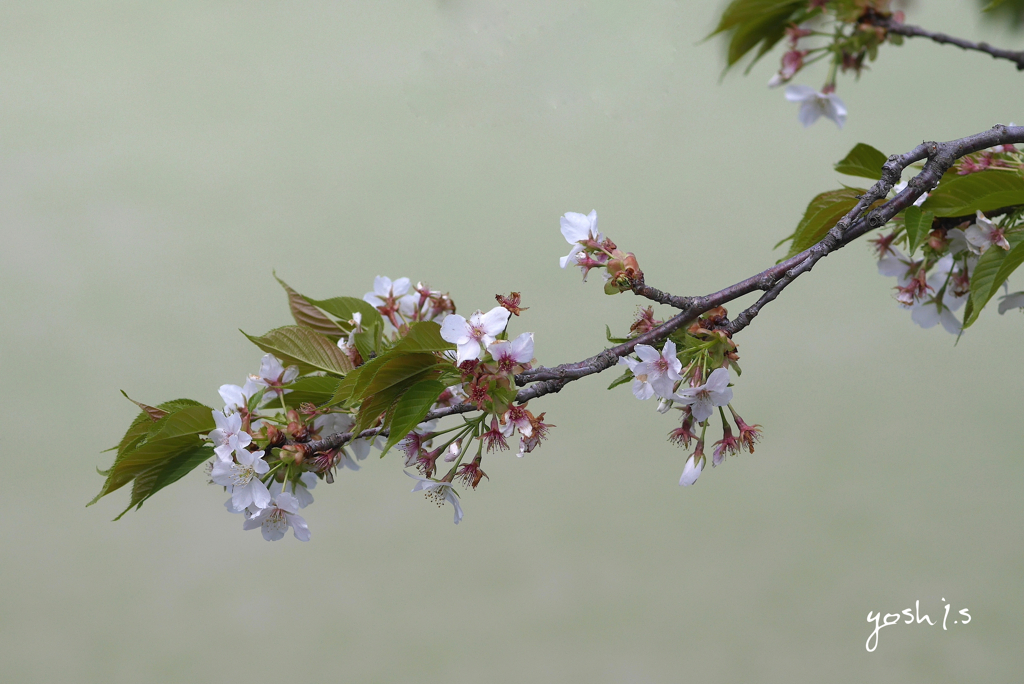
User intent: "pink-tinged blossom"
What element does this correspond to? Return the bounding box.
[964,211,1010,254]
[501,404,533,438]
[253,353,299,389]
[405,471,463,524]
[209,410,252,462]
[212,448,272,512]
[673,368,733,423]
[243,491,310,541]
[440,307,511,364]
[768,50,806,87]
[487,332,534,373]
[628,341,683,400]
[364,276,411,308]
[998,291,1024,314]
[910,256,967,335]
[784,85,847,129]
[559,210,602,269]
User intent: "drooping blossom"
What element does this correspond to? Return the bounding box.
[910,255,968,335]
[964,211,1010,254]
[998,291,1024,314]
[211,448,272,512]
[559,210,602,269]
[440,306,511,364]
[243,491,310,541]
[487,332,534,373]
[679,441,705,487]
[784,85,847,129]
[209,410,252,462]
[271,472,318,509]
[406,471,463,524]
[673,368,733,423]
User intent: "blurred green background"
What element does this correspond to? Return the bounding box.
[2,2,1022,682]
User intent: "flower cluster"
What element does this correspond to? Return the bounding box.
[874,203,1024,334]
[612,305,760,488]
[558,211,643,293]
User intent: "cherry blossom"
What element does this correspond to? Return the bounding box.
[559,210,602,269]
[218,376,263,415]
[271,472,317,509]
[998,291,1024,314]
[243,491,310,541]
[487,332,534,373]
[964,211,1010,254]
[673,368,733,423]
[211,448,272,512]
[679,451,705,487]
[253,354,299,389]
[910,256,967,335]
[630,341,683,400]
[405,472,463,524]
[209,410,252,462]
[784,85,847,129]
[439,306,511,364]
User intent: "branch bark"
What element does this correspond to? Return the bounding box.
[304,124,1024,455]
[875,17,1024,70]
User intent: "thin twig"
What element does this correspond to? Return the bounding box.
[875,17,1024,70]
[305,124,1024,453]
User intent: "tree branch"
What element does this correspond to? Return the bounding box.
[875,17,1024,71]
[304,124,1024,455]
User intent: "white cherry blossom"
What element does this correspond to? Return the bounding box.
[632,341,683,399]
[784,85,847,129]
[998,291,1024,314]
[271,473,317,509]
[243,491,310,541]
[211,448,272,512]
[209,410,252,462]
[405,471,463,524]
[364,275,411,308]
[559,210,602,269]
[218,376,263,415]
[440,306,511,364]
[679,453,704,487]
[673,368,733,423]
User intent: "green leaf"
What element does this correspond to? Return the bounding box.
[785,188,867,258]
[725,4,796,68]
[607,369,633,390]
[605,325,629,344]
[903,206,935,255]
[921,171,1024,217]
[115,445,215,520]
[393,321,455,353]
[90,404,214,507]
[362,353,441,398]
[964,232,1024,329]
[709,0,803,36]
[381,380,446,456]
[834,143,888,180]
[242,325,354,376]
[261,375,342,409]
[119,391,168,421]
[274,274,344,339]
[308,296,384,331]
